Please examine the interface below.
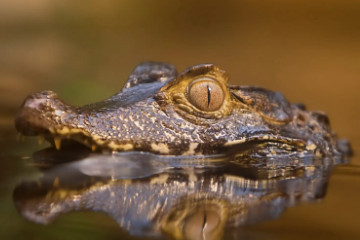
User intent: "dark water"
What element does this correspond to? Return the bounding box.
[1,1,360,239]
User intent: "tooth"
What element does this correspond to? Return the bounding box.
[91,145,97,151]
[38,135,45,145]
[54,137,62,150]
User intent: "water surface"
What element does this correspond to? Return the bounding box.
[1,128,359,239]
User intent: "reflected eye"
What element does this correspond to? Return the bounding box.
[188,79,224,111]
[183,210,220,240]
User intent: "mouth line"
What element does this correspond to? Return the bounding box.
[223,134,307,150]
[36,126,137,153]
[51,135,98,151]
[24,127,104,152]
[20,124,308,155]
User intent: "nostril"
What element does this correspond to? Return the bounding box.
[23,98,47,110]
[21,90,58,110]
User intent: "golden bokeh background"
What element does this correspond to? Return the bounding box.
[0,1,359,239]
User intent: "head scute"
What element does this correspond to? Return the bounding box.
[178,64,228,84]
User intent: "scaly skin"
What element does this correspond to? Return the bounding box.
[15,62,351,156]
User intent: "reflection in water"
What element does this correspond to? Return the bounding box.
[13,147,347,240]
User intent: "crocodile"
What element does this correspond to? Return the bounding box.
[15,62,351,157]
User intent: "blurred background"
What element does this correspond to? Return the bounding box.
[1,0,359,155]
[0,0,359,239]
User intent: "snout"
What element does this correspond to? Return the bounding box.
[15,91,66,136]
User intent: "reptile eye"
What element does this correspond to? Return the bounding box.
[183,210,220,240]
[188,79,224,111]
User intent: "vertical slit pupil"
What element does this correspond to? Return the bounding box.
[207,85,211,108]
[202,211,207,229]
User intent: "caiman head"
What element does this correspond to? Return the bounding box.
[15,62,351,156]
